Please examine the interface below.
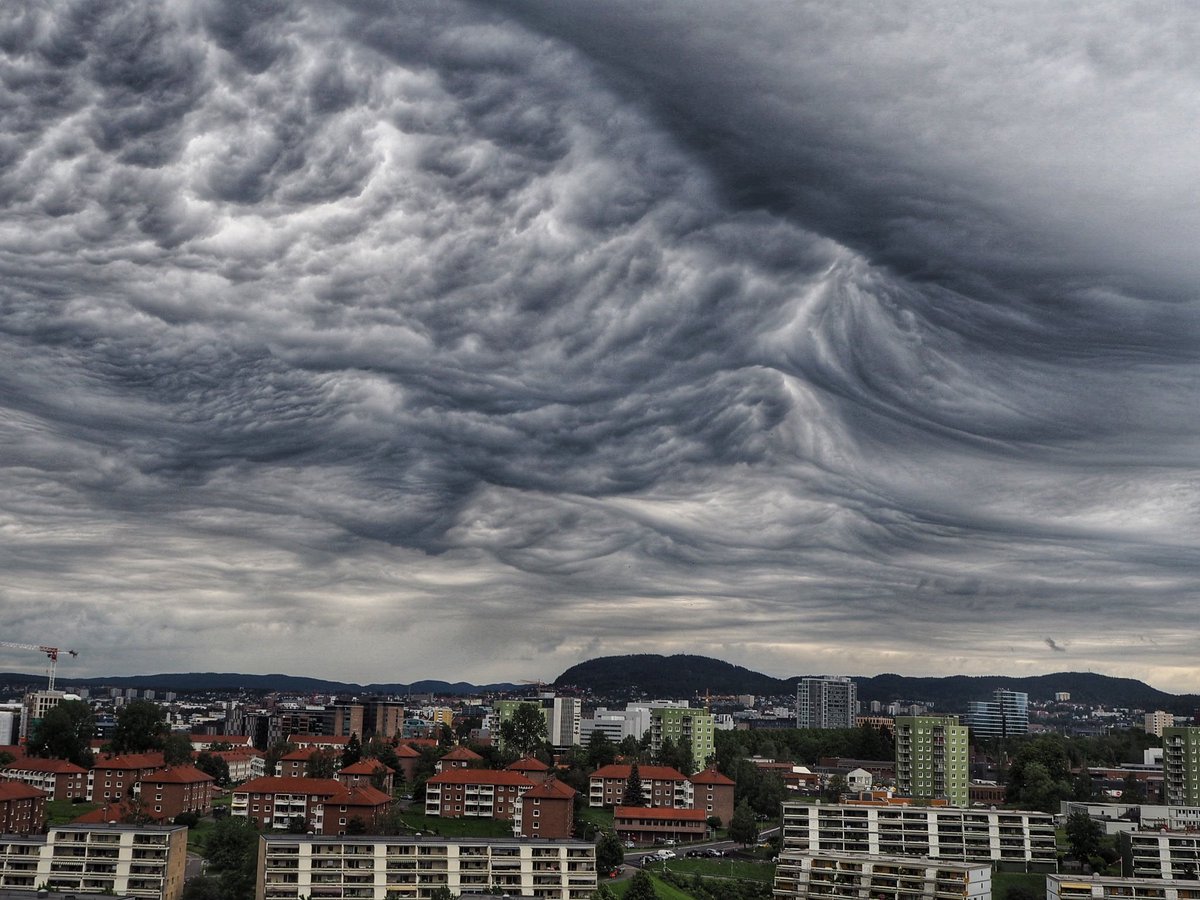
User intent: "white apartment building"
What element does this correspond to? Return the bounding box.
[774,852,990,900]
[0,824,187,900]
[781,802,1057,870]
[1146,711,1176,738]
[1049,875,1200,900]
[255,835,597,900]
[1128,830,1200,879]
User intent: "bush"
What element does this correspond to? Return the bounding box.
[174,812,200,827]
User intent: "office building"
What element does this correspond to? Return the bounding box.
[1163,727,1200,805]
[774,853,991,900]
[780,802,1057,870]
[254,834,597,900]
[495,697,581,752]
[0,824,187,900]
[797,677,858,730]
[964,690,1029,739]
[895,716,970,807]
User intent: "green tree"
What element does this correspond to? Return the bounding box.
[500,704,548,756]
[287,815,310,834]
[596,831,624,872]
[195,751,231,787]
[343,733,363,768]
[1121,773,1147,804]
[163,733,194,766]
[27,700,95,767]
[181,876,225,900]
[112,700,168,754]
[622,762,645,807]
[1007,736,1074,811]
[625,870,658,900]
[1066,811,1104,863]
[730,800,758,846]
[821,774,848,804]
[587,730,618,769]
[618,735,642,760]
[430,887,455,900]
[204,817,261,900]
[305,749,338,779]
[593,884,618,900]
[262,740,297,779]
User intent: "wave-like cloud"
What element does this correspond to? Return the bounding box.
[0,0,1196,688]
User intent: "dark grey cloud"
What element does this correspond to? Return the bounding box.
[0,0,1196,687]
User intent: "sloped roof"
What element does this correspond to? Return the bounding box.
[591,764,687,782]
[0,781,47,801]
[689,767,735,786]
[522,778,575,800]
[326,785,393,807]
[4,758,87,775]
[339,760,393,775]
[427,769,533,787]
[234,776,344,796]
[440,746,483,761]
[138,766,214,785]
[91,753,167,770]
[506,757,549,772]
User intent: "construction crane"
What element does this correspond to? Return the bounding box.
[0,642,78,692]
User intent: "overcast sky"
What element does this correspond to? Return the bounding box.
[2,1,1198,692]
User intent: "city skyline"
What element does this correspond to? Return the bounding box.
[1,3,1198,689]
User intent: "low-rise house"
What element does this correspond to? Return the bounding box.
[589,764,693,808]
[1,757,88,801]
[515,778,576,839]
[337,759,394,794]
[614,806,708,844]
[0,780,47,834]
[425,769,535,820]
[324,784,393,835]
[689,767,736,827]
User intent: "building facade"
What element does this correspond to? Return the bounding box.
[613,806,708,844]
[1128,830,1200,879]
[773,853,991,900]
[1,757,88,801]
[255,835,597,900]
[588,764,693,809]
[1163,727,1200,806]
[964,690,1029,739]
[797,678,858,730]
[0,781,47,834]
[424,769,534,820]
[1048,875,1200,900]
[1146,712,1175,738]
[649,708,716,767]
[0,824,187,900]
[895,716,970,807]
[780,802,1057,871]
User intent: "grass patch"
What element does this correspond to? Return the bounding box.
[993,871,1047,900]
[388,811,514,839]
[641,858,775,884]
[578,806,615,832]
[45,799,98,826]
[187,819,217,855]
[613,874,699,900]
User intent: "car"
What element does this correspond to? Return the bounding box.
[686,850,703,858]
[608,868,622,878]
[705,849,722,858]
[664,839,677,846]
[724,849,739,857]
[624,841,635,848]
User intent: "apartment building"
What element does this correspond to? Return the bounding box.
[614,806,708,844]
[338,760,395,794]
[1128,830,1200,879]
[507,757,552,784]
[495,698,581,753]
[134,766,215,821]
[650,707,716,766]
[0,824,187,900]
[797,677,858,730]
[435,746,483,772]
[895,716,970,807]
[1,757,88,800]
[588,764,693,809]
[514,778,577,839]
[234,776,345,832]
[1049,875,1200,900]
[89,753,168,803]
[1146,712,1176,738]
[780,802,1057,871]
[690,767,736,827]
[424,769,535,820]
[773,853,990,900]
[255,834,597,900]
[0,781,47,834]
[1163,728,1200,806]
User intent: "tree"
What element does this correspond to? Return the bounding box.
[120,795,155,825]
[587,730,618,769]
[430,887,455,900]
[342,733,363,768]
[730,800,758,846]
[622,763,645,807]
[821,774,848,804]
[27,700,94,767]
[287,815,310,834]
[625,870,658,900]
[618,735,642,760]
[1120,773,1147,804]
[593,884,618,900]
[305,749,338,779]
[1007,736,1074,811]
[205,817,261,900]
[262,741,297,779]
[501,704,548,756]
[195,751,231,787]
[1065,811,1104,863]
[438,724,456,748]
[181,876,225,900]
[112,699,168,754]
[596,831,624,872]
[163,733,194,766]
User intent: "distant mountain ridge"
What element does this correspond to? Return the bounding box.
[0,671,519,696]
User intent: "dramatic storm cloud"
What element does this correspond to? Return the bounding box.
[1,0,1197,689]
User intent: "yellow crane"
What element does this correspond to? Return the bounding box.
[0,641,78,691]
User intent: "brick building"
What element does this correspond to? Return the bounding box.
[1,758,88,801]
[135,766,215,821]
[435,746,483,771]
[689,767,735,827]
[88,753,167,803]
[516,778,576,839]
[614,806,708,844]
[0,780,47,834]
[507,757,552,783]
[337,759,394,794]
[233,776,344,832]
[424,769,534,820]
[588,765,692,809]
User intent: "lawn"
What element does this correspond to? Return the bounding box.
[993,871,1048,900]
[613,873,698,900]
[388,811,515,839]
[45,799,98,826]
[578,806,615,832]
[641,857,776,884]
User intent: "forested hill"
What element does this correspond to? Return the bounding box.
[553,654,1197,712]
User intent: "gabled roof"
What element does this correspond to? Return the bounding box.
[3,758,87,775]
[507,757,549,772]
[591,764,687,782]
[427,769,534,787]
[280,748,322,761]
[234,776,345,796]
[340,760,393,775]
[689,767,735,786]
[91,753,167,770]
[0,781,47,801]
[326,785,393,807]
[440,746,483,762]
[614,805,708,821]
[522,778,575,800]
[138,766,214,785]
[394,745,421,758]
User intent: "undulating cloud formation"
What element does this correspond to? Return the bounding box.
[1,1,1198,689]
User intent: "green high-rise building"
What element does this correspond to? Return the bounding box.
[895,715,970,807]
[650,707,715,773]
[1163,727,1200,805]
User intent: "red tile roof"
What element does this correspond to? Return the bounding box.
[523,778,576,800]
[138,766,214,784]
[288,734,349,745]
[427,770,534,787]
[235,776,345,796]
[440,746,483,761]
[615,806,708,821]
[507,757,550,772]
[72,802,133,824]
[394,745,421,758]
[91,753,167,770]
[591,765,687,782]
[327,785,393,807]
[689,768,735,786]
[280,748,321,761]
[340,760,393,775]
[0,781,47,801]
[4,758,87,775]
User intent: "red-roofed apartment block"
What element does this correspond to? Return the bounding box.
[589,765,693,809]
[515,777,576,839]
[0,781,47,834]
[2,757,88,801]
[689,767,736,828]
[88,753,167,803]
[232,776,392,835]
[135,766,215,821]
[424,769,534,820]
[338,759,394,794]
[435,746,483,772]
